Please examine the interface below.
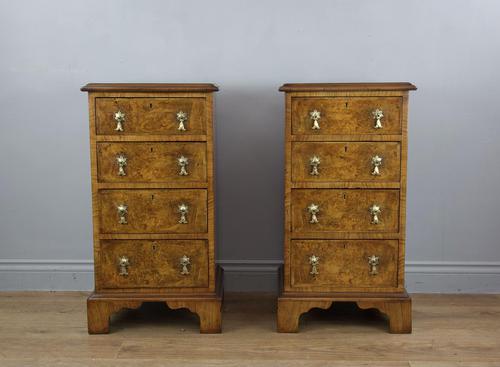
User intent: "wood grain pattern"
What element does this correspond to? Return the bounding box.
[95,97,207,135]
[2,292,500,365]
[95,135,208,142]
[82,83,219,92]
[87,298,141,334]
[279,83,415,332]
[290,134,402,142]
[291,189,400,233]
[205,93,216,294]
[97,182,209,190]
[291,96,402,135]
[357,298,412,333]
[290,240,398,289]
[278,292,411,333]
[99,240,208,289]
[99,189,207,234]
[97,142,207,183]
[291,142,401,182]
[280,82,417,92]
[166,298,222,333]
[87,266,222,334]
[83,84,220,333]
[277,299,332,333]
[398,93,409,289]
[291,182,400,189]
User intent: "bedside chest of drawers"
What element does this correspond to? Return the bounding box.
[277,82,416,333]
[81,83,221,334]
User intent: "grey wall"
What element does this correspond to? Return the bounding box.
[1,0,500,292]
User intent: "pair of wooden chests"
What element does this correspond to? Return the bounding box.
[82,82,416,334]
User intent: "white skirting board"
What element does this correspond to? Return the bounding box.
[1,259,500,293]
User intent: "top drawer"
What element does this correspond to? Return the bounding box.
[95,97,207,135]
[291,97,402,135]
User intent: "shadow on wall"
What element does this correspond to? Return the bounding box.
[214,86,285,261]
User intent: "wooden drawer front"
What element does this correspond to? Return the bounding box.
[100,240,208,289]
[97,142,207,183]
[291,142,401,183]
[290,240,398,288]
[291,97,401,135]
[95,98,206,135]
[291,189,399,233]
[99,189,207,234]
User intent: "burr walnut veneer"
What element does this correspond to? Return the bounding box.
[82,83,221,334]
[277,82,416,333]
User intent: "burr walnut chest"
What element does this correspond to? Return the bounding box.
[277,82,416,333]
[81,83,221,334]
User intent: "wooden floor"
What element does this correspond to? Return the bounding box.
[0,293,499,366]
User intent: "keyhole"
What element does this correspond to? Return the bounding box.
[152,243,157,250]
[149,103,153,108]
[343,193,346,200]
[345,102,349,108]
[344,146,348,153]
[150,147,153,153]
[151,194,155,200]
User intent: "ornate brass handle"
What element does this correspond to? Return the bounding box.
[116,153,127,176]
[369,204,381,224]
[368,255,379,275]
[372,109,384,129]
[180,255,191,275]
[117,204,128,224]
[309,110,321,130]
[178,155,189,176]
[114,110,125,132]
[309,156,320,176]
[178,203,189,224]
[307,203,320,224]
[176,111,188,131]
[371,155,383,176]
[309,254,320,275]
[118,256,129,276]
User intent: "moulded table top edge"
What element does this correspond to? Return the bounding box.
[81,83,219,92]
[279,82,417,92]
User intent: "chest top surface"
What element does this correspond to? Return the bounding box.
[279,82,416,92]
[81,83,219,92]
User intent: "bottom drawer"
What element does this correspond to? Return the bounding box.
[99,240,208,289]
[290,240,398,289]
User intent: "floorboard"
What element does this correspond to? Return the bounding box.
[0,292,499,366]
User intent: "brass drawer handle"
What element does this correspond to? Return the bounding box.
[178,155,189,176]
[368,255,380,275]
[177,111,188,131]
[369,204,381,224]
[309,110,321,130]
[309,254,320,275]
[117,204,128,224]
[309,156,320,176]
[371,155,383,176]
[114,110,125,132]
[116,153,127,176]
[372,109,384,129]
[307,203,320,224]
[118,256,129,276]
[180,255,191,275]
[178,203,189,224]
